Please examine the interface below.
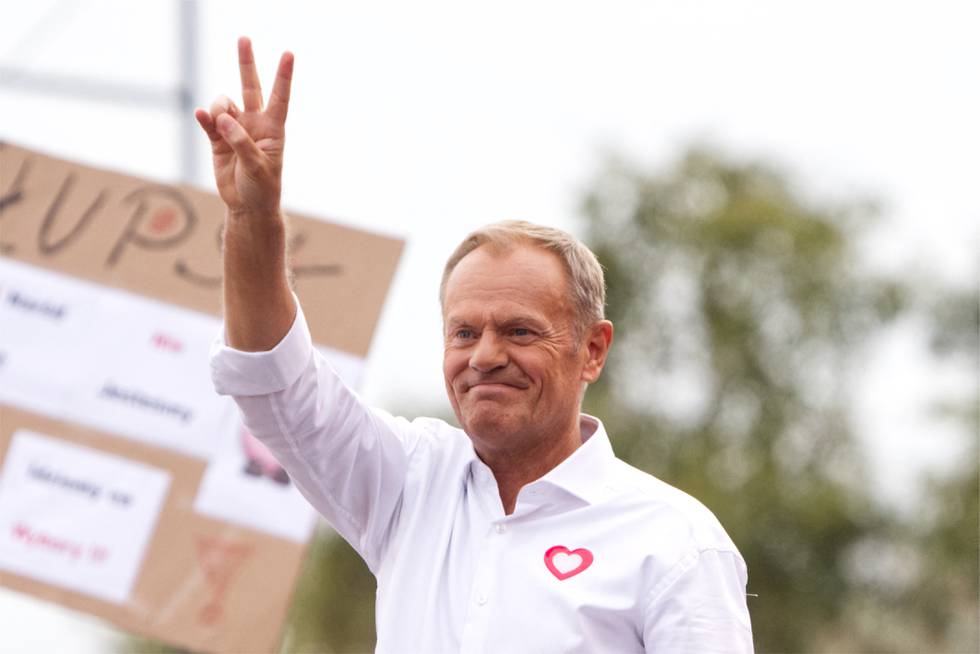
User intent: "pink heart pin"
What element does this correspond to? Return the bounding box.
[544,545,593,580]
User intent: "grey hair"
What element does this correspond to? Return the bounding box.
[439,220,606,333]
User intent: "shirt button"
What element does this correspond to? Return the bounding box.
[494,523,506,534]
[476,593,488,606]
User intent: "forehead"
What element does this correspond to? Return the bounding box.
[443,244,571,320]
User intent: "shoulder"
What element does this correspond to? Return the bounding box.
[604,457,742,559]
[372,411,473,466]
[600,458,750,624]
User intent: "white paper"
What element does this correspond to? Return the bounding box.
[0,259,237,460]
[0,430,171,604]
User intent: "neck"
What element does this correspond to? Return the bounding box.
[477,416,583,515]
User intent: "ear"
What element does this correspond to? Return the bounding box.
[581,320,614,384]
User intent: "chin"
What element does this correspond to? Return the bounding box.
[461,409,522,443]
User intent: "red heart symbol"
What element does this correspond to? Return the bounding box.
[544,545,593,580]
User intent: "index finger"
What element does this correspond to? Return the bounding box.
[266,51,294,124]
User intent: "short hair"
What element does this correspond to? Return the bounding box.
[439,220,606,334]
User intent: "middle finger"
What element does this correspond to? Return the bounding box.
[238,36,264,112]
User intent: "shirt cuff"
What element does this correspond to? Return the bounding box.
[209,295,313,397]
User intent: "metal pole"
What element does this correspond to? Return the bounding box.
[0,67,176,107]
[178,0,199,184]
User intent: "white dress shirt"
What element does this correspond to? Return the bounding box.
[210,301,754,653]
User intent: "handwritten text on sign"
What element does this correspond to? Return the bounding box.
[0,142,404,356]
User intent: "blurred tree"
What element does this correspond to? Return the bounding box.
[821,285,979,653]
[898,286,978,649]
[280,523,377,653]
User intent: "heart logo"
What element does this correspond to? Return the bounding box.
[544,545,593,580]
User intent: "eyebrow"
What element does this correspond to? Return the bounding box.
[445,315,548,329]
[499,315,548,329]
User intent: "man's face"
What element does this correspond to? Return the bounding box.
[442,244,590,456]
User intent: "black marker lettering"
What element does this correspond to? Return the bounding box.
[38,174,108,255]
[0,156,30,212]
[0,155,32,254]
[105,186,196,267]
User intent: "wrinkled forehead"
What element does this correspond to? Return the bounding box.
[441,244,573,321]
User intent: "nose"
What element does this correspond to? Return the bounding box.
[469,330,507,373]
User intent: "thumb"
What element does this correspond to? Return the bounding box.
[216,114,265,174]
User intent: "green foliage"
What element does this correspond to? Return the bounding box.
[905,284,979,649]
[281,525,377,654]
[822,285,979,652]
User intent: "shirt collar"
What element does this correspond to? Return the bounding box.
[466,413,616,508]
[529,413,615,506]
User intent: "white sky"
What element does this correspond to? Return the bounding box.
[1,1,977,651]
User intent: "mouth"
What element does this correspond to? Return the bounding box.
[470,382,514,391]
[463,381,526,394]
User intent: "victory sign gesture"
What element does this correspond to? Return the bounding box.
[195,37,294,219]
[196,37,297,352]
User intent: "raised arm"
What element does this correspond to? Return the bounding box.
[202,40,423,570]
[195,37,296,351]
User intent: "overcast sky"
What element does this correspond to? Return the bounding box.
[1,1,977,651]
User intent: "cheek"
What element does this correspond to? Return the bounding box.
[540,352,583,392]
[511,351,547,384]
[443,350,466,385]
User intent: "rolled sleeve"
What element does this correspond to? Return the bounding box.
[209,297,313,397]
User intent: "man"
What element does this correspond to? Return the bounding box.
[200,38,754,653]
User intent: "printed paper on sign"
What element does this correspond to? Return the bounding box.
[0,258,237,461]
[0,430,171,604]
[0,259,105,415]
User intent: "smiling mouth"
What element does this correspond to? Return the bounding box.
[465,382,524,393]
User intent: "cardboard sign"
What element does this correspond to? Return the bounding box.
[0,142,403,653]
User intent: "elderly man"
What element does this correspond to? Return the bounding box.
[199,38,753,653]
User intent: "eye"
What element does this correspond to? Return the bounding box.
[511,327,534,339]
[454,328,474,340]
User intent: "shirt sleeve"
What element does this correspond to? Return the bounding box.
[643,548,755,653]
[209,298,421,572]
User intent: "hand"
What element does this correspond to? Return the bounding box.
[195,37,294,220]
